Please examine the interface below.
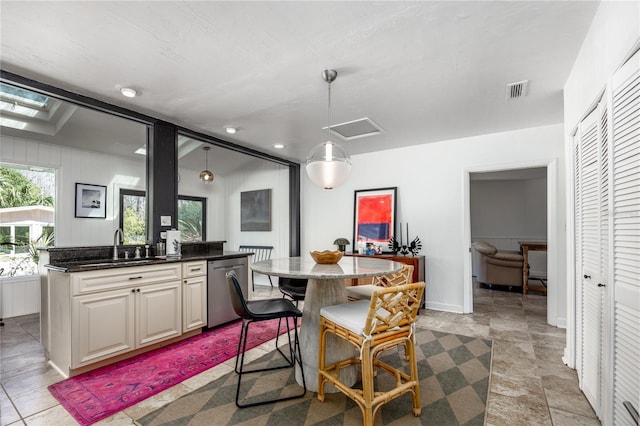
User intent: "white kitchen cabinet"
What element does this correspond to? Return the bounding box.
[137,281,181,347]
[49,262,184,376]
[72,287,136,366]
[182,261,207,332]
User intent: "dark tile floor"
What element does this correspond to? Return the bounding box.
[0,280,599,425]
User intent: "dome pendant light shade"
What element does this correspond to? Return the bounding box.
[200,146,214,183]
[306,142,351,189]
[306,69,351,190]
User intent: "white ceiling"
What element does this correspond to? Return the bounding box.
[0,1,600,165]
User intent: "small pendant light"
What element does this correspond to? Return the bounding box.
[199,146,214,183]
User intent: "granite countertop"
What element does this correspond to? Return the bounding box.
[45,250,250,273]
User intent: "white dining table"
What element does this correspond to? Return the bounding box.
[251,255,403,392]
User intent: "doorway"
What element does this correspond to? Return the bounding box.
[463,160,560,326]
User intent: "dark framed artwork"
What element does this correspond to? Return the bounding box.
[241,189,272,231]
[353,187,397,252]
[75,183,107,218]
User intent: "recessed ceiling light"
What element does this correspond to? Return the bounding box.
[273,144,285,149]
[120,87,138,98]
[225,126,237,134]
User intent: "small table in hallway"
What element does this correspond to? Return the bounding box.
[518,241,548,294]
[251,256,402,392]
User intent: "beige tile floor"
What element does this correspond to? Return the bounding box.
[0,281,599,425]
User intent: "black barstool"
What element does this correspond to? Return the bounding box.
[278,277,308,306]
[226,271,306,408]
[276,277,308,347]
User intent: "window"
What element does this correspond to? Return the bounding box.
[119,190,207,243]
[0,226,11,254]
[14,226,29,254]
[178,196,206,242]
[0,165,55,275]
[119,189,146,244]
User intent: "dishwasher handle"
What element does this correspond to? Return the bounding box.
[212,264,245,271]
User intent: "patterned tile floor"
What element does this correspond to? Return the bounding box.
[0,279,599,425]
[136,327,492,425]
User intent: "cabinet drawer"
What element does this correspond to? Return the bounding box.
[182,261,207,278]
[71,263,182,295]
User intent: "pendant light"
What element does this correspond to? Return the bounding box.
[199,146,214,183]
[305,69,351,189]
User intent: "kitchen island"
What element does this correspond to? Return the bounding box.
[42,241,251,377]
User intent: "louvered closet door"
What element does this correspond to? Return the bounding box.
[610,50,640,426]
[576,106,604,413]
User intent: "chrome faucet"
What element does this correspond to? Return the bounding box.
[113,228,123,260]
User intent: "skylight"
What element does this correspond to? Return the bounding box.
[0,83,76,135]
[0,83,49,108]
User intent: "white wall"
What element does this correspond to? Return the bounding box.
[564,1,640,131]
[563,1,640,367]
[221,159,290,257]
[178,165,227,241]
[471,178,548,276]
[301,123,565,320]
[1,135,146,246]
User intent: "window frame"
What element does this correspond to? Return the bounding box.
[177,195,207,242]
[119,189,207,242]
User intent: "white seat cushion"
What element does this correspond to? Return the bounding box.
[320,300,370,335]
[345,285,377,300]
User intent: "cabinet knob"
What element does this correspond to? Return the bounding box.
[131,289,135,293]
[598,283,606,287]
[137,288,140,292]
[584,274,591,279]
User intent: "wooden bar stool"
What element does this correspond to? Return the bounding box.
[346,264,414,301]
[318,282,426,425]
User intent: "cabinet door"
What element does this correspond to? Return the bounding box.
[72,288,135,367]
[137,281,181,347]
[183,276,207,332]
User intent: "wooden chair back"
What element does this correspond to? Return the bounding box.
[363,282,425,335]
[374,264,414,287]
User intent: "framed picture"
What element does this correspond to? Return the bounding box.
[241,189,272,231]
[75,183,107,218]
[353,187,397,252]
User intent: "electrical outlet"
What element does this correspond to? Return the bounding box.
[161,216,171,226]
[160,231,167,239]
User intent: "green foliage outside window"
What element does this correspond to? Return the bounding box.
[0,227,10,254]
[0,167,54,207]
[119,190,205,244]
[178,199,203,242]
[123,207,146,244]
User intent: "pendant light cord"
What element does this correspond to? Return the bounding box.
[327,78,332,141]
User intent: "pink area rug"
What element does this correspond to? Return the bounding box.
[48,319,287,426]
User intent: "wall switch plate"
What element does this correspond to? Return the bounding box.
[161,216,172,226]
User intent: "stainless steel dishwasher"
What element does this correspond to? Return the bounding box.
[207,257,249,328]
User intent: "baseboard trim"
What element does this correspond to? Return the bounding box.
[424,300,464,313]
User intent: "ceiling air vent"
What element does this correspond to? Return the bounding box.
[506,80,529,99]
[322,117,384,141]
